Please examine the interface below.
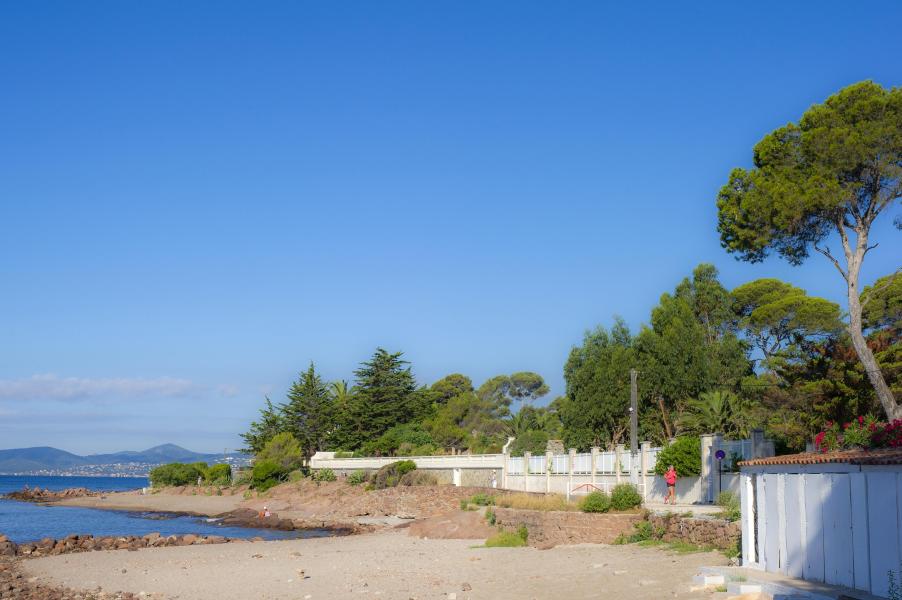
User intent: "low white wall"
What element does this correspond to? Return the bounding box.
[503,474,706,504]
[310,452,504,471]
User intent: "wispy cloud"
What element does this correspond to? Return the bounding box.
[0,374,200,401]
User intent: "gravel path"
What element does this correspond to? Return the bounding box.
[21,529,727,599]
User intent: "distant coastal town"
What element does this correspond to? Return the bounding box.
[2,456,252,478]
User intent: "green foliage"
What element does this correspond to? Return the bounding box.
[205,463,232,485]
[610,484,642,510]
[615,520,663,545]
[240,397,284,455]
[732,278,842,370]
[251,459,285,491]
[149,462,209,488]
[313,468,336,482]
[635,265,751,442]
[257,431,303,472]
[507,429,550,456]
[468,493,495,506]
[560,319,635,450]
[347,470,367,486]
[485,508,496,525]
[863,275,902,332]
[580,491,611,513]
[282,363,334,461]
[517,524,529,542]
[716,81,901,419]
[344,349,422,449]
[430,374,474,404]
[370,460,418,489]
[484,530,527,547]
[679,391,756,439]
[716,491,741,522]
[654,436,701,476]
[363,422,435,456]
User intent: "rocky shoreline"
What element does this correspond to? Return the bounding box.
[3,487,102,503]
[0,532,251,560]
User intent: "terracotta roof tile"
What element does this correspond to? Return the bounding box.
[739,447,902,467]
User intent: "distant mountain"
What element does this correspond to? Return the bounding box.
[0,447,88,473]
[0,444,246,473]
[86,444,225,465]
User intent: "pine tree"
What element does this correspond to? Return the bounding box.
[281,363,334,461]
[240,397,284,454]
[350,348,418,444]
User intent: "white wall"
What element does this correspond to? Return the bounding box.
[742,466,902,597]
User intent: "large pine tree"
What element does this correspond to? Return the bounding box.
[281,363,334,461]
[348,348,419,445]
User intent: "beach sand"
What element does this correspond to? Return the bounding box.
[20,529,727,600]
[55,491,243,517]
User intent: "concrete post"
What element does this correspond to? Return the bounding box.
[523,451,531,493]
[615,444,625,484]
[545,451,552,494]
[640,441,651,500]
[502,451,509,490]
[590,447,599,487]
[750,428,765,459]
[700,434,714,503]
[568,448,576,500]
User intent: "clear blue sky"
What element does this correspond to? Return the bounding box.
[1,1,900,454]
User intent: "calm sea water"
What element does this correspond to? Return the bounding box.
[0,475,325,544]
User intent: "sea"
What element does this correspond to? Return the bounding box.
[0,475,328,544]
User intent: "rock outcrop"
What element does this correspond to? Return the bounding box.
[2,487,101,503]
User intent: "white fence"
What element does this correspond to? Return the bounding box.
[310,452,505,471]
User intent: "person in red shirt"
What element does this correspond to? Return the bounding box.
[664,465,677,505]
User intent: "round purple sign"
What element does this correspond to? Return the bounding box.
[715,449,726,460]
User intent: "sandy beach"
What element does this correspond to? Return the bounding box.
[20,528,727,600]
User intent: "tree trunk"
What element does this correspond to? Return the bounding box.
[844,229,901,420]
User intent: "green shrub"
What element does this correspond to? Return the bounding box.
[257,432,303,472]
[288,469,305,483]
[580,491,611,513]
[399,471,438,486]
[347,470,368,486]
[362,423,435,456]
[251,459,285,491]
[615,520,662,544]
[205,463,232,485]
[149,462,209,487]
[485,508,496,525]
[460,499,470,510]
[333,451,355,459]
[653,436,702,476]
[313,468,337,482]
[610,484,642,510]
[469,493,495,506]
[716,491,741,522]
[371,460,418,489]
[484,530,527,547]
[517,524,529,542]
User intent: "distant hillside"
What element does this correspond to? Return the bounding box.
[0,447,87,473]
[0,444,245,473]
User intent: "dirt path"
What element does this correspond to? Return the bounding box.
[22,529,728,600]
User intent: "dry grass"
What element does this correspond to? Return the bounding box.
[494,493,580,512]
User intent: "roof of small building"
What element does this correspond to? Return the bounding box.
[740,447,902,467]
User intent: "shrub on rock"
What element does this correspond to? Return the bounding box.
[371,460,418,489]
[251,459,285,491]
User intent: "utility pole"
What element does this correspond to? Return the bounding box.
[629,369,639,485]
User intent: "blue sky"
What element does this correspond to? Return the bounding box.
[1,1,900,454]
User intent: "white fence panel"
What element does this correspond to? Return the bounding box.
[551,454,569,474]
[646,448,660,473]
[597,452,615,473]
[528,455,546,474]
[619,452,633,473]
[573,453,591,474]
[507,456,524,475]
